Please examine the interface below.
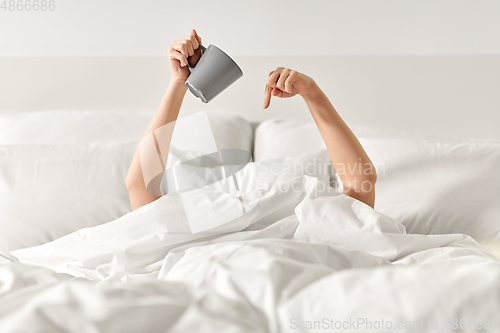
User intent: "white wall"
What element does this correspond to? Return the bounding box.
[1,0,499,139]
[1,0,500,57]
[1,55,499,139]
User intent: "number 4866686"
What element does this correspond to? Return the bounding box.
[1,0,56,11]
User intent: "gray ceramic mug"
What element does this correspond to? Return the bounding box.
[185,45,243,103]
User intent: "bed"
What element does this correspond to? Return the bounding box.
[1,107,500,333]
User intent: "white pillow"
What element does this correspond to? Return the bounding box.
[155,111,254,195]
[362,137,500,256]
[254,118,500,256]
[0,110,253,151]
[0,110,254,252]
[0,143,136,252]
[254,119,325,161]
[253,118,472,162]
[205,112,253,152]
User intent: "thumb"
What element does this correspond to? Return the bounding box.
[191,29,202,45]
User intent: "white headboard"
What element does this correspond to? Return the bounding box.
[1,55,499,139]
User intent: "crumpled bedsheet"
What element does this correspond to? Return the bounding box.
[1,175,499,333]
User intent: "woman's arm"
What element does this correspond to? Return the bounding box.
[263,67,377,208]
[125,29,203,210]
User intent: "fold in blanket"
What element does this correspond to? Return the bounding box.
[2,175,500,333]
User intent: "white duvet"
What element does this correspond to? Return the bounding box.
[1,175,499,333]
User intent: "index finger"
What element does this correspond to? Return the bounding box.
[263,84,272,109]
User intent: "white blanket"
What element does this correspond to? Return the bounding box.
[1,175,499,333]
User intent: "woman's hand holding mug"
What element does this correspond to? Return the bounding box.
[168,29,203,85]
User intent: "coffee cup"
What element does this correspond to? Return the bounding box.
[185,44,243,103]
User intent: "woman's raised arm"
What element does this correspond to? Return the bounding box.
[125,29,203,210]
[264,67,377,208]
